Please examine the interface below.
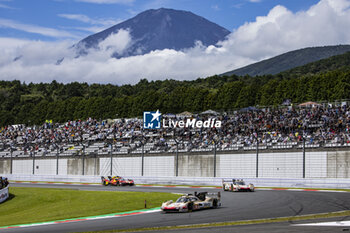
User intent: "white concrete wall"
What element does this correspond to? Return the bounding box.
[218,154,256,178]
[58,159,68,175]
[11,158,68,175]
[99,157,110,176]
[178,154,214,177]
[34,159,57,175]
[100,157,142,176]
[259,152,303,178]
[306,151,327,178]
[114,157,142,176]
[327,151,350,178]
[13,160,32,174]
[2,150,347,180]
[144,156,174,176]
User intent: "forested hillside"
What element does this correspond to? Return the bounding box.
[221,45,350,76]
[1,64,349,126]
[280,51,350,77]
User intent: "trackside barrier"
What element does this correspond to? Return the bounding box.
[0,185,9,203]
[2,174,350,189]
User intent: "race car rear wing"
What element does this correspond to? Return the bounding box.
[222,179,236,183]
[222,178,245,183]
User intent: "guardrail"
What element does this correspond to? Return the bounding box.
[3,174,350,189]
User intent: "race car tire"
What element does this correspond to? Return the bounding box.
[187,202,193,212]
[223,184,228,191]
[212,199,218,209]
[103,181,109,186]
[230,184,234,191]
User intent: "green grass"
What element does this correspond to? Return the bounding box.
[0,187,180,227]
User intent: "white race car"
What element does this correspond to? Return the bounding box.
[222,179,255,192]
[161,192,221,213]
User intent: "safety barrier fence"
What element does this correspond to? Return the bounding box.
[3,174,350,189]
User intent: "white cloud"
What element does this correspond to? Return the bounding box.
[1,0,350,84]
[0,37,30,49]
[219,0,350,60]
[0,3,11,8]
[71,26,109,33]
[97,29,132,55]
[75,0,134,4]
[141,0,171,10]
[58,14,93,24]
[58,14,121,26]
[211,5,220,11]
[0,18,79,38]
[58,14,122,33]
[0,0,14,9]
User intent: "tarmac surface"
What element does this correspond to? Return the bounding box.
[2,183,350,233]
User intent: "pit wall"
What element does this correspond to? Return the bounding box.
[1,150,350,188]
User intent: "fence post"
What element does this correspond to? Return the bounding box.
[95,154,97,176]
[82,145,85,176]
[214,142,217,177]
[141,130,145,177]
[110,144,113,176]
[176,142,179,177]
[303,137,306,178]
[141,143,144,176]
[10,149,13,174]
[256,140,259,178]
[32,150,35,175]
[56,147,59,175]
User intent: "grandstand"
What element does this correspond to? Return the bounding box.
[0,103,349,158]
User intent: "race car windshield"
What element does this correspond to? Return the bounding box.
[237,181,245,185]
[176,197,189,203]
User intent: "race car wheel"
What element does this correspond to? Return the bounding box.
[230,184,233,191]
[223,184,227,191]
[212,199,218,209]
[103,181,109,186]
[187,202,193,212]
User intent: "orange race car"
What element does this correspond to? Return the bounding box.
[101,176,134,186]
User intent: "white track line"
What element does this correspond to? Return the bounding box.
[294,220,350,227]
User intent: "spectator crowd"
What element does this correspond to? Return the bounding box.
[0,103,349,157]
[0,177,9,189]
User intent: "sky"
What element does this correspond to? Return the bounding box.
[0,0,349,84]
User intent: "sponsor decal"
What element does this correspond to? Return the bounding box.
[0,187,9,203]
[143,110,162,129]
[143,110,222,129]
[0,193,8,199]
[163,118,221,128]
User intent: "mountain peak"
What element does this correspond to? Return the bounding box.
[76,8,230,58]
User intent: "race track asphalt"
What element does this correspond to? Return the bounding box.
[2,183,350,233]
